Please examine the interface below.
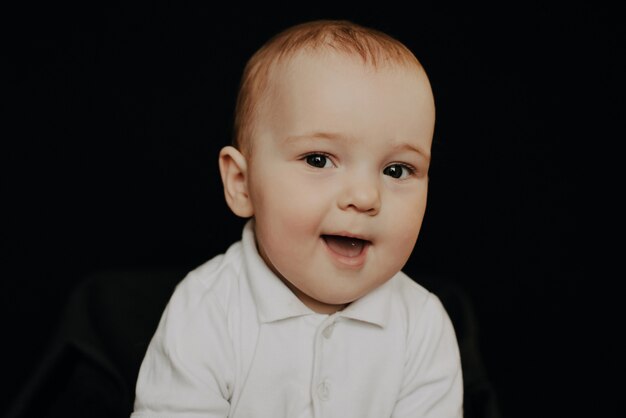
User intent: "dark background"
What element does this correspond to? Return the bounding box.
[3,2,622,417]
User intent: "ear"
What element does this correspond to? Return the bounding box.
[218,146,254,218]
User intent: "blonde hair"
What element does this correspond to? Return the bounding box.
[232,19,424,156]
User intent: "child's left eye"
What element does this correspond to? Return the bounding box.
[304,154,334,168]
[383,164,414,179]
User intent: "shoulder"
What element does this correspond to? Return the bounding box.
[173,240,246,310]
[390,271,445,314]
[389,273,464,417]
[388,272,456,340]
[151,239,248,357]
[134,243,245,410]
[152,240,249,347]
[187,239,245,287]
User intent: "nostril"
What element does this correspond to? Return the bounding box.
[338,187,381,214]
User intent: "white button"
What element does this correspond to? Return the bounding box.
[322,324,335,339]
[317,381,330,400]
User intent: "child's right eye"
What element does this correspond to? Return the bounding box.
[305,154,333,168]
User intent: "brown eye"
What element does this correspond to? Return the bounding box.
[383,164,413,179]
[305,154,332,168]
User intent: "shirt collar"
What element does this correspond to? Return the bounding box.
[241,219,393,328]
[339,277,393,328]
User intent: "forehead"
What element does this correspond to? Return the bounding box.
[270,48,423,89]
[255,50,435,145]
[266,49,432,108]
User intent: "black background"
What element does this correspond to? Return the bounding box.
[3,2,623,417]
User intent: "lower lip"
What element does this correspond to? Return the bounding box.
[321,237,370,269]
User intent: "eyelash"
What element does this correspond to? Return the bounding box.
[302,153,417,179]
[302,152,335,168]
[383,163,416,179]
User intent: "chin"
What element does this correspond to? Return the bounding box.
[318,292,361,307]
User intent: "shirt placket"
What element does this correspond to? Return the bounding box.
[311,314,339,418]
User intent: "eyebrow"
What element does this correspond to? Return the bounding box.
[389,141,431,161]
[283,132,349,143]
[284,132,430,161]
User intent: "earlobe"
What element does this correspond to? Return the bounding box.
[218,146,254,218]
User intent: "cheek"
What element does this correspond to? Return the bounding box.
[250,173,331,257]
[385,192,427,255]
[254,171,330,221]
[253,186,326,278]
[389,221,420,258]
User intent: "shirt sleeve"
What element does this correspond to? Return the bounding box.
[131,273,234,418]
[392,293,464,418]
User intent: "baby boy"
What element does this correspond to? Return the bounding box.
[132,19,463,418]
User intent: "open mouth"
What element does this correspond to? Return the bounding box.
[321,235,370,258]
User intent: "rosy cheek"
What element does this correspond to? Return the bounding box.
[392,233,415,257]
[390,210,422,253]
[257,190,315,235]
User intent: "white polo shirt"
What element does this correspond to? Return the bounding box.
[131,220,463,418]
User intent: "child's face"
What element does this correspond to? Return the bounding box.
[247,51,435,314]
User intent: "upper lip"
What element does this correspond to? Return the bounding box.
[322,232,372,243]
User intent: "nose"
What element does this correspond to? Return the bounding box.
[337,174,381,215]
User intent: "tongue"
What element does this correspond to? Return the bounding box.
[323,235,365,257]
